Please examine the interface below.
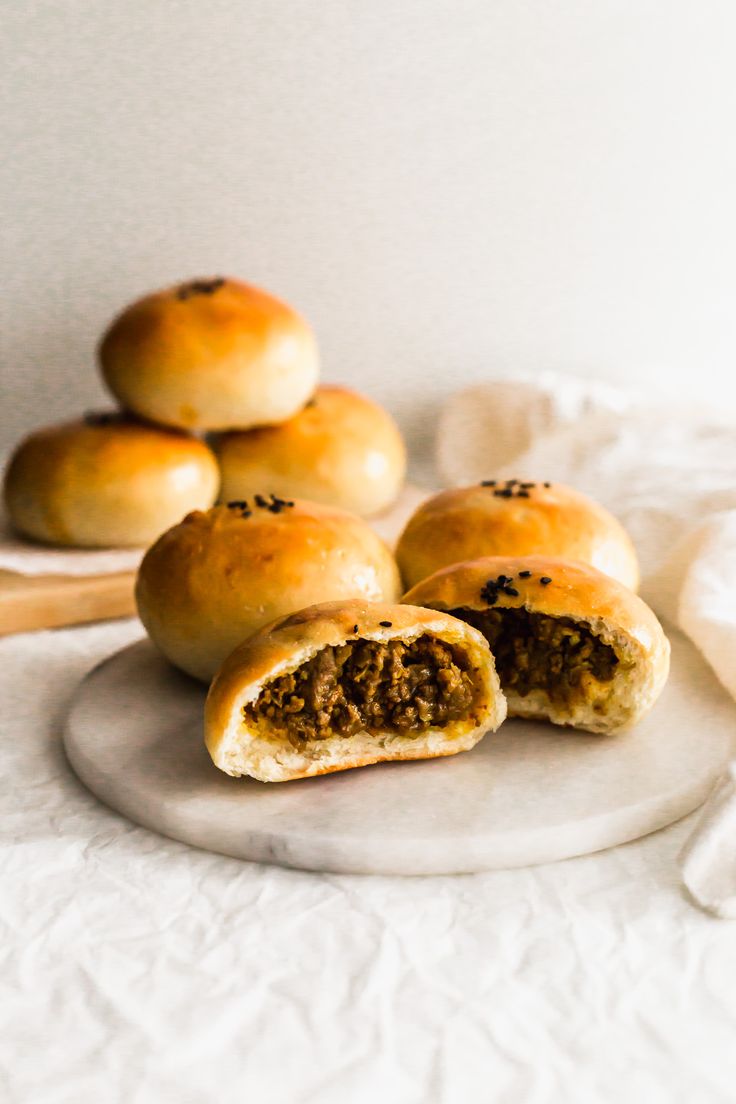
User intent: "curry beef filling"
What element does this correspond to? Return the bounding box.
[245,636,476,747]
[453,607,618,706]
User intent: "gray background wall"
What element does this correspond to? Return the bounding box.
[3,1,736,462]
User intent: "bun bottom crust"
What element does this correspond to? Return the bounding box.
[222,726,485,784]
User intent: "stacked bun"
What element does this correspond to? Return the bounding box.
[3,276,407,548]
[3,413,219,548]
[215,385,406,518]
[98,277,319,432]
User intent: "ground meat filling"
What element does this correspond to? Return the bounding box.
[452,607,618,706]
[245,636,476,747]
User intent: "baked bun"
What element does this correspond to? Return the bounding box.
[215,385,407,517]
[205,599,506,782]
[403,556,669,734]
[135,499,402,682]
[3,413,219,548]
[396,480,639,591]
[99,277,319,431]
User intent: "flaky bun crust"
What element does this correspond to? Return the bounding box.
[403,555,669,733]
[205,599,506,782]
[135,501,402,682]
[99,277,319,431]
[215,385,407,517]
[3,414,219,547]
[396,481,639,591]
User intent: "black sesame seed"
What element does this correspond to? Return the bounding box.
[540,576,552,585]
[353,624,359,633]
[518,570,532,578]
[505,478,518,486]
[177,277,225,299]
[379,620,392,627]
[494,488,513,498]
[504,586,519,597]
[517,490,530,498]
[496,574,509,584]
[520,482,535,489]
[264,494,295,511]
[543,481,551,488]
[480,580,500,605]
[480,479,497,487]
[227,500,248,509]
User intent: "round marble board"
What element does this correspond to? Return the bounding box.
[63,628,735,875]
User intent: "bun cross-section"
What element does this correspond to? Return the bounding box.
[403,557,670,734]
[205,601,507,782]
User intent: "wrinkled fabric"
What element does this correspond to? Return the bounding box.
[0,512,143,575]
[3,620,736,1103]
[5,374,736,1101]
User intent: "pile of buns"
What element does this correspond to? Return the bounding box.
[3,275,671,783]
[3,276,407,547]
[202,486,670,782]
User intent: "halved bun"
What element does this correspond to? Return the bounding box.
[403,556,669,734]
[205,600,506,782]
[99,277,319,431]
[396,480,639,591]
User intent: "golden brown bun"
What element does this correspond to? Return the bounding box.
[3,413,219,548]
[135,500,402,682]
[99,277,319,431]
[215,385,407,517]
[396,480,640,591]
[403,555,670,733]
[205,599,506,782]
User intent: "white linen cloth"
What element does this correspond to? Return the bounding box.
[4,619,736,1104]
[0,513,143,575]
[438,373,736,919]
[4,375,736,1102]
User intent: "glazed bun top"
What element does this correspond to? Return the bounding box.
[215,385,407,517]
[2,412,219,548]
[396,479,639,591]
[403,555,662,653]
[99,277,319,431]
[135,498,402,682]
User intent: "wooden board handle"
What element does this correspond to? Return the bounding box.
[0,569,137,635]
